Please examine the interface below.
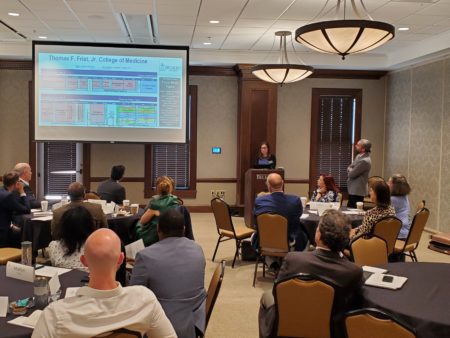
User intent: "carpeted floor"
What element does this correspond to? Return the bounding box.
[194,213,450,338]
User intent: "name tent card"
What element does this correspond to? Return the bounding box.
[6,261,34,282]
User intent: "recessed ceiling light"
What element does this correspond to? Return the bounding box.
[203,42,212,45]
[8,12,20,17]
[38,36,48,39]
[209,20,220,24]
[398,27,409,31]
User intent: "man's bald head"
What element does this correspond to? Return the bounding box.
[68,182,85,201]
[267,173,283,192]
[81,228,123,274]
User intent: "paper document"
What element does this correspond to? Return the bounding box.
[308,210,318,215]
[6,261,34,282]
[125,239,145,260]
[35,266,70,278]
[362,266,388,274]
[31,216,53,221]
[8,310,43,328]
[300,214,309,219]
[342,210,361,215]
[364,273,408,290]
[0,297,8,317]
[64,287,80,298]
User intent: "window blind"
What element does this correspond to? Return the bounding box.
[151,143,189,189]
[311,95,356,192]
[44,142,77,195]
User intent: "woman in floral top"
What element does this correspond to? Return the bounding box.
[311,174,340,203]
[351,180,395,238]
[48,206,96,271]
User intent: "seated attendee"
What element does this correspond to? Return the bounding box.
[253,173,308,252]
[48,206,96,271]
[311,174,339,203]
[97,165,126,204]
[135,176,181,246]
[254,141,276,169]
[32,229,176,338]
[51,182,107,239]
[351,180,395,238]
[13,162,40,209]
[0,172,30,247]
[388,174,411,240]
[131,209,206,338]
[259,210,363,338]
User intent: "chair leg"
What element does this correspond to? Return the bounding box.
[253,256,261,287]
[262,256,266,277]
[232,239,240,268]
[411,250,418,262]
[211,235,222,262]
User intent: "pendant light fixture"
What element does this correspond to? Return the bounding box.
[251,31,314,86]
[295,0,395,60]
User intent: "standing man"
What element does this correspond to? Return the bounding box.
[253,173,308,252]
[97,165,126,204]
[130,209,206,338]
[347,139,372,208]
[32,228,176,338]
[0,172,30,247]
[13,163,40,209]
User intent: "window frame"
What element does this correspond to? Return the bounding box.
[309,88,362,196]
[144,85,197,199]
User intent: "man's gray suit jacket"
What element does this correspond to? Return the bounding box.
[347,153,371,197]
[130,236,207,338]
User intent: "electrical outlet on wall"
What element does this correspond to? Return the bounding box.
[211,190,217,198]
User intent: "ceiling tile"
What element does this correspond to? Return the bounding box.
[241,0,295,20]
[196,0,247,26]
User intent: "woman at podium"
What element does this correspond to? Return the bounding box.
[254,141,276,169]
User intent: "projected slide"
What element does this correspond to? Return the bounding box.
[37,53,182,129]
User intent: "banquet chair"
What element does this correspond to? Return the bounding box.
[211,198,255,268]
[393,208,430,262]
[273,273,335,338]
[350,235,388,266]
[253,213,289,287]
[0,247,21,264]
[371,216,402,256]
[204,260,226,335]
[345,308,416,338]
[85,191,101,200]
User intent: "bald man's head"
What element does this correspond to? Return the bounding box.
[267,173,283,192]
[68,182,85,201]
[81,229,123,275]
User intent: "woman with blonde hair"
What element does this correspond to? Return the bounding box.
[135,176,181,246]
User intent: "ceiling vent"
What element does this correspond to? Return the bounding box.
[0,20,27,41]
[119,13,158,44]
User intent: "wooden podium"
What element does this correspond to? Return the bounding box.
[244,168,285,226]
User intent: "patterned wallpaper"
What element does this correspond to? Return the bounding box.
[384,57,449,232]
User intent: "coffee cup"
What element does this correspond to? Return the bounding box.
[356,201,364,210]
[130,204,139,215]
[41,200,48,212]
[123,200,130,207]
[300,197,307,208]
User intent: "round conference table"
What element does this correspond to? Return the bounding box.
[21,209,143,253]
[0,266,88,338]
[362,262,450,338]
[301,207,364,244]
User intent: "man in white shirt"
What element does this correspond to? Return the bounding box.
[32,228,176,338]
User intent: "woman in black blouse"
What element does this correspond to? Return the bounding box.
[254,141,276,169]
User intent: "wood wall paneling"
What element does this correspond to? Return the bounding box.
[235,64,278,205]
